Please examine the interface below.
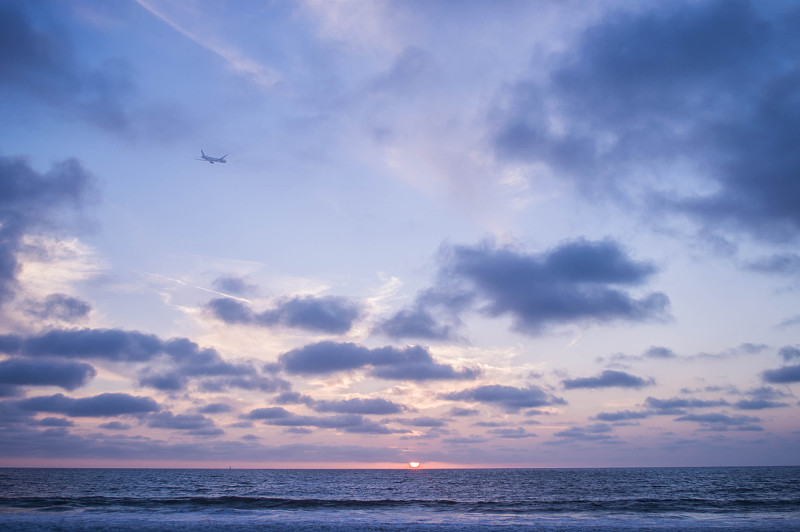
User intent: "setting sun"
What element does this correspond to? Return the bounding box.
[409,461,420,468]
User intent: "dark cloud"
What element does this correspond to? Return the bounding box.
[493,0,800,241]
[552,423,617,442]
[35,417,73,427]
[16,392,159,417]
[0,155,94,304]
[98,421,130,430]
[0,2,155,133]
[0,422,416,463]
[733,399,789,410]
[198,403,234,414]
[374,308,455,341]
[644,396,729,414]
[0,384,21,398]
[0,358,95,391]
[4,328,162,361]
[198,374,288,394]
[438,239,666,335]
[643,346,677,359]
[377,238,667,339]
[245,407,292,420]
[593,410,651,422]
[278,341,479,381]
[779,346,800,361]
[441,384,565,413]
[208,295,362,334]
[762,364,800,383]
[26,293,91,322]
[211,275,257,296]
[487,427,536,439]
[273,391,312,405]
[746,253,800,275]
[1,328,276,393]
[147,412,223,436]
[312,398,406,415]
[562,370,654,390]
[245,406,402,435]
[674,412,762,431]
[690,342,768,360]
[206,298,253,325]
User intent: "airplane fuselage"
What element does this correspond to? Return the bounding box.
[199,150,227,164]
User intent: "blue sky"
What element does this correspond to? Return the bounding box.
[1,0,799,468]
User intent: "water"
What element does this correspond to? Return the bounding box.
[0,467,798,530]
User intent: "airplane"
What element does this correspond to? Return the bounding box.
[197,150,228,164]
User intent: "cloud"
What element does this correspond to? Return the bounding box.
[593,410,651,422]
[642,346,677,359]
[198,403,234,414]
[311,398,407,415]
[441,384,565,413]
[777,315,800,329]
[98,421,130,430]
[147,412,223,436]
[0,423,417,463]
[211,275,257,297]
[245,406,402,435]
[562,370,654,390]
[552,423,617,442]
[597,395,733,419]
[278,341,479,381]
[607,345,678,363]
[34,417,73,428]
[0,358,95,391]
[746,253,800,275]
[779,346,800,361]
[674,412,762,431]
[492,0,800,240]
[0,2,138,131]
[733,399,789,410]
[0,328,278,392]
[690,342,768,360]
[208,295,362,334]
[245,407,292,420]
[0,155,94,305]
[487,427,536,439]
[762,364,800,384]
[644,396,729,414]
[25,293,91,322]
[374,308,456,341]
[2,328,162,361]
[424,239,667,336]
[15,392,159,417]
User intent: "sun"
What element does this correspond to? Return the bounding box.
[409,461,420,468]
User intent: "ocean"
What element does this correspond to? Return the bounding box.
[0,467,798,531]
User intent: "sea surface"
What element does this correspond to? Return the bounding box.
[0,467,798,531]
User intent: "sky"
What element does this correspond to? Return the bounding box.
[0,0,799,468]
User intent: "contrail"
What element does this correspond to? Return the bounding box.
[147,272,251,303]
[134,0,281,89]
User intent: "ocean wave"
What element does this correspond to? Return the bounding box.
[2,495,799,515]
